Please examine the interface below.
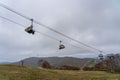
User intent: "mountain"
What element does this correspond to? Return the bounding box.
[12,57,96,69]
[0,62,12,64]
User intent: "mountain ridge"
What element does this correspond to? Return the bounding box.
[12,57,96,69]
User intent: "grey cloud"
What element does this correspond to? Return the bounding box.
[0,0,120,61]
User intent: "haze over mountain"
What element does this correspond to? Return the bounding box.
[12,57,96,68]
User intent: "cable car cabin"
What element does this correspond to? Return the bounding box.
[59,41,65,50]
[25,18,35,35]
[99,54,103,58]
[59,44,65,50]
[98,54,103,60]
[25,26,35,35]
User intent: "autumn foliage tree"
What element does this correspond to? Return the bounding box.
[40,60,51,69]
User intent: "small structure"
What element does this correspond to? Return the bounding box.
[25,19,35,35]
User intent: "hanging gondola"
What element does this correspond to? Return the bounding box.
[59,41,65,50]
[25,19,35,35]
[98,53,103,61]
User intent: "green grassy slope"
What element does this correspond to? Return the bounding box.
[0,65,120,80]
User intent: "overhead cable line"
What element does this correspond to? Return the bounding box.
[0,15,59,41]
[0,15,25,28]
[0,2,31,20]
[36,31,59,41]
[0,2,103,53]
[0,15,82,50]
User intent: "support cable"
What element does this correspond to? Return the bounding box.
[0,2,103,53]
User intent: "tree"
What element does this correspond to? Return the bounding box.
[40,60,51,69]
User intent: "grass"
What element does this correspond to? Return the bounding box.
[0,65,120,80]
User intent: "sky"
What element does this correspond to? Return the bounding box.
[0,0,120,62]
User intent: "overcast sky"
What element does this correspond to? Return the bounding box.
[0,0,120,62]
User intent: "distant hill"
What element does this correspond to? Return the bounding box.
[12,57,96,69]
[0,62,12,64]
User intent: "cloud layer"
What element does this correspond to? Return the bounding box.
[0,0,120,61]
